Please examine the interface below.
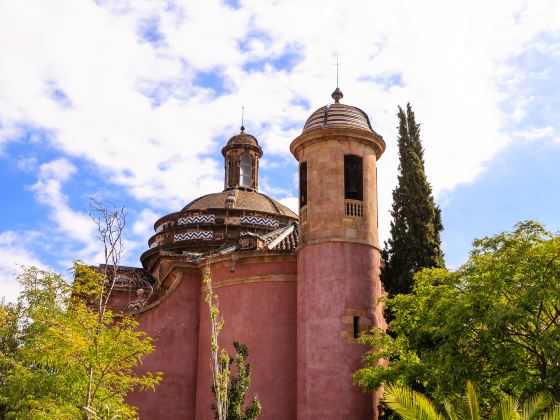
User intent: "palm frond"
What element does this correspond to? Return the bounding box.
[490,395,520,420]
[465,380,480,420]
[521,393,551,420]
[383,384,444,420]
[444,400,459,420]
[541,405,560,420]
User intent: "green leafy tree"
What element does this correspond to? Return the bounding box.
[0,200,161,419]
[382,103,444,296]
[203,265,261,420]
[0,265,161,419]
[383,380,560,420]
[356,221,560,414]
[221,341,261,420]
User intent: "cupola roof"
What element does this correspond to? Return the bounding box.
[222,127,261,153]
[221,127,263,160]
[302,87,374,134]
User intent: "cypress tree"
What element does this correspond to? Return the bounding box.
[381,103,444,296]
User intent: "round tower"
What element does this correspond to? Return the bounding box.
[290,88,386,419]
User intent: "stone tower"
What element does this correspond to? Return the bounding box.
[290,87,386,419]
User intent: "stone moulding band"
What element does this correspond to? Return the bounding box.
[178,214,216,225]
[209,274,296,289]
[174,231,213,241]
[240,215,279,228]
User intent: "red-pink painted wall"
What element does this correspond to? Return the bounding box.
[127,269,200,419]
[297,242,383,419]
[195,259,297,420]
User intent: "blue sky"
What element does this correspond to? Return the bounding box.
[0,0,559,301]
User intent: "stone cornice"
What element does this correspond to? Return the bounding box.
[209,274,296,289]
[290,127,386,160]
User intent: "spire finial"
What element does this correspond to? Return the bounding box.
[332,57,343,103]
[240,106,245,132]
[336,56,340,88]
[331,87,343,103]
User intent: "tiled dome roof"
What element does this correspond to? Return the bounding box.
[302,103,374,134]
[226,130,259,147]
[182,189,297,218]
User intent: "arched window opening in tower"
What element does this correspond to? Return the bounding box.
[240,154,252,188]
[344,155,363,201]
[224,160,229,189]
[299,162,307,208]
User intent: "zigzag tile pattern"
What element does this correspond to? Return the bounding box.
[240,216,279,228]
[178,214,215,225]
[174,231,213,242]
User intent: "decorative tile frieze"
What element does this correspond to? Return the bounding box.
[174,231,213,242]
[178,214,215,225]
[240,215,279,228]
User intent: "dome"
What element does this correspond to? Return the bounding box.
[302,87,374,134]
[226,130,259,147]
[221,127,263,158]
[302,103,374,134]
[182,189,297,218]
[142,188,297,261]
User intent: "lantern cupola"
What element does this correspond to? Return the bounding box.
[221,126,263,191]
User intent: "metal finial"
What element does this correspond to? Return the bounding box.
[331,87,343,103]
[332,57,343,103]
[336,57,340,88]
[240,106,245,132]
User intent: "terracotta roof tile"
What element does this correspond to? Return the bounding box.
[182,188,297,218]
[303,103,374,133]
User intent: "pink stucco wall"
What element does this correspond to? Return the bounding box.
[127,269,200,419]
[195,259,297,420]
[126,245,381,419]
[297,242,383,420]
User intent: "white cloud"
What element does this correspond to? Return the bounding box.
[279,196,298,215]
[30,158,96,244]
[16,156,38,172]
[0,230,44,302]
[132,208,160,238]
[514,126,555,140]
[0,0,559,252]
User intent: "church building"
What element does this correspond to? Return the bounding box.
[113,87,387,419]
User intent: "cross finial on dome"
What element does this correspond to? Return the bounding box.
[331,57,343,103]
[240,105,245,132]
[331,87,343,103]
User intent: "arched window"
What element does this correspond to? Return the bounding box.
[240,154,252,188]
[344,155,363,200]
[299,162,307,208]
[224,160,229,189]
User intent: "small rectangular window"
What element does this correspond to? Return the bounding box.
[344,155,363,201]
[353,316,360,339]
[300,162,307,208]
